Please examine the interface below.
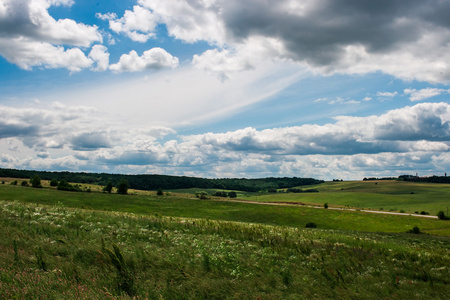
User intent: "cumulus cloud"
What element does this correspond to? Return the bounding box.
[71,132,112,151]
[404,88,449,101]
[128,0,450,83]
[1,102,449,178]
[109,48,179,72]
[97,5,158,42]
[88,45,110,72]
[0,0,102,71]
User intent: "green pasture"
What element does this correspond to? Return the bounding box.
[0,200,449,299]
[252,180,450,215]
[1,183,449,236]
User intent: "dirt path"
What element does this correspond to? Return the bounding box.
[216,198,439,219]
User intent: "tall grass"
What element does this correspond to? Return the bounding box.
[0,200,449,299]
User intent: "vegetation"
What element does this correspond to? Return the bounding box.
[0,200,448,299]
[254,180,450,216]
[31,175,42,188]
[116,179,129,195]
[103,181,113,194]
[0,168,323,192]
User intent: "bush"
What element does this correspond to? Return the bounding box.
[31,175,42,188]
[10,180,17,185]
[103,181,113,193]
[57,180,82,192]
[117,179,129,195]
[408,226,421,234]
[49,179,58,187]
[437,211,449,220]
[157,188,164,196]
[213,191,228,197]
[228,191,237,198]
[21,180,29,187]
[305,222,317,228]
[324,203,329,209]
[195,191,209,199]
[420,211,429,215]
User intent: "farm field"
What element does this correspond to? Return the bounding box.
[248,180,450,216]
[0,182,449,235]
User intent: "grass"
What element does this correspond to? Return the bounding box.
[251,180,450,215]
[1,183,449,236]
[0,200,449,299]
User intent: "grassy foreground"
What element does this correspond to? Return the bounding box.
[1,200,449,299]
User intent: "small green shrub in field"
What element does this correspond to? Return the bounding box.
[157,188,164,196]
[408,226,421,234]
[324,202,328,209]
[437,211,449,220]
[21,180,28,187]
[305,222,317,228]
[50,179,59,187]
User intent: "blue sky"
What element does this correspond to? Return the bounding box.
[1,0,450,180]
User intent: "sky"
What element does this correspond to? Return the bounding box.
[1,0,450,180]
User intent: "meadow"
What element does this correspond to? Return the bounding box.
[0,178,449,299]
[248,180,450,216]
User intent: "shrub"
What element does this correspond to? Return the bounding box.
[117,179,129,195]
[195,191,209,199]
[324,203,329,209]
[305,222,317,228]
[420,211,429,215]
[57,180,82,192]
[31,175,42,188]
[103,181,113,193]
[408,226,421,234]
[50,179,58,186]
[228,191,237,198]
[157,188,164,196]
[21,180,29,187]
[10,180,17,185]
[437,211,449,220]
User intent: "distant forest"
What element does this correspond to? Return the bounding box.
[0,168,323,192]
[364,174,450,184]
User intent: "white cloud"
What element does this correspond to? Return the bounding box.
[98,5,159,43]
[377,91,398,98]
[109,48,179,72]
[1,101,449,179]
[88,45,110,72]
[404,88,448,101]
[138,0,227,44]
[0,0,102,71]
[129,0,450,84]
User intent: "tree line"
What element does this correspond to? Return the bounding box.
[0,168,323,192]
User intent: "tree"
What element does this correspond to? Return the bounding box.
[157,188,164,196]
[117,179,129,195]
[31,175,42,188]
[50,179,58,187]
[103,181,113,194]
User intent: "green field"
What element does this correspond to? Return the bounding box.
[245,180,450,216]
[1,183,449,236]
[0,179,449,299]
